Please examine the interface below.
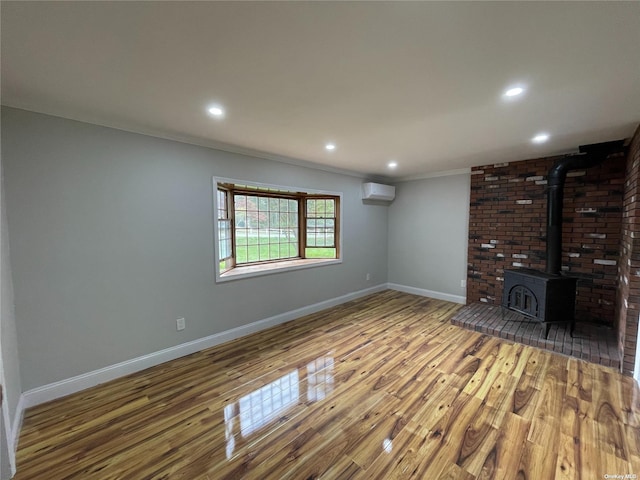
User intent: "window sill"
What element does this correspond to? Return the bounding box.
[217,258,341,282]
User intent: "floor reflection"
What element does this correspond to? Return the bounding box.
[307,356,334,402]
[224,354,334,459]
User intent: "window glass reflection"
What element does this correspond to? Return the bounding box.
[307,356,334,402]
[223,355,334,460]
[239,370,299,437]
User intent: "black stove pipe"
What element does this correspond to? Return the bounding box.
[546,153,605,275]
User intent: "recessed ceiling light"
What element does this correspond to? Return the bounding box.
[532,133,550,144]
[388,161,398,169]
[504,86,525,98]
[325,143,336,151]
[207,105,225,117]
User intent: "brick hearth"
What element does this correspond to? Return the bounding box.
[451,303,620,369]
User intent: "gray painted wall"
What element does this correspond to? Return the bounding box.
[2,107,389,391]
[1,117,21,478]
[1,162,21,424]
[388,173,470,298]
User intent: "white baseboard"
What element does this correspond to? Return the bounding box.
[2,399,15,477]
[1,367,17,476]
[20,284,387,410]
[387,283,466,304]
[8,395,24,475]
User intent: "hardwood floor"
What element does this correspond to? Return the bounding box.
[14,291,640,479]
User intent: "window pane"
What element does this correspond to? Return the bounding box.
[305,206,335,247]
[218,219,232,260]
[233,192,300,264]
[325,200,334,215]
[306,199,316,217]
[306,198,336,218]
[217,190,228,220]
[236,248,247,263]
[305,247,336,259]
[305,197,336,257]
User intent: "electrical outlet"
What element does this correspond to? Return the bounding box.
[366,273,371,281]
[176,318,186,331]
[461,279,467,288]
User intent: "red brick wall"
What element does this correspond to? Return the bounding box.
[467,151,626,327]
[616,125,640,375]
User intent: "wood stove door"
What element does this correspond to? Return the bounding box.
[508,285,539,318]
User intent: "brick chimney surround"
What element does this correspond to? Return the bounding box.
[466,125,640,375]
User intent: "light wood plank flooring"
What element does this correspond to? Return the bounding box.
[14,291,640,479]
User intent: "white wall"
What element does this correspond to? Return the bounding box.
[2,107,389,391]
[388,173,470,302]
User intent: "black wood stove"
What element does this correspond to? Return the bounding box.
[503,269,577,338]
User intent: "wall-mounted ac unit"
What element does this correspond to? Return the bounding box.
[362,182,396,202]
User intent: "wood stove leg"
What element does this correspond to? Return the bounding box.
[570,320,575,338]
[544,323,551,339]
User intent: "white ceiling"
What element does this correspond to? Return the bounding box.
[2,2,639,180]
